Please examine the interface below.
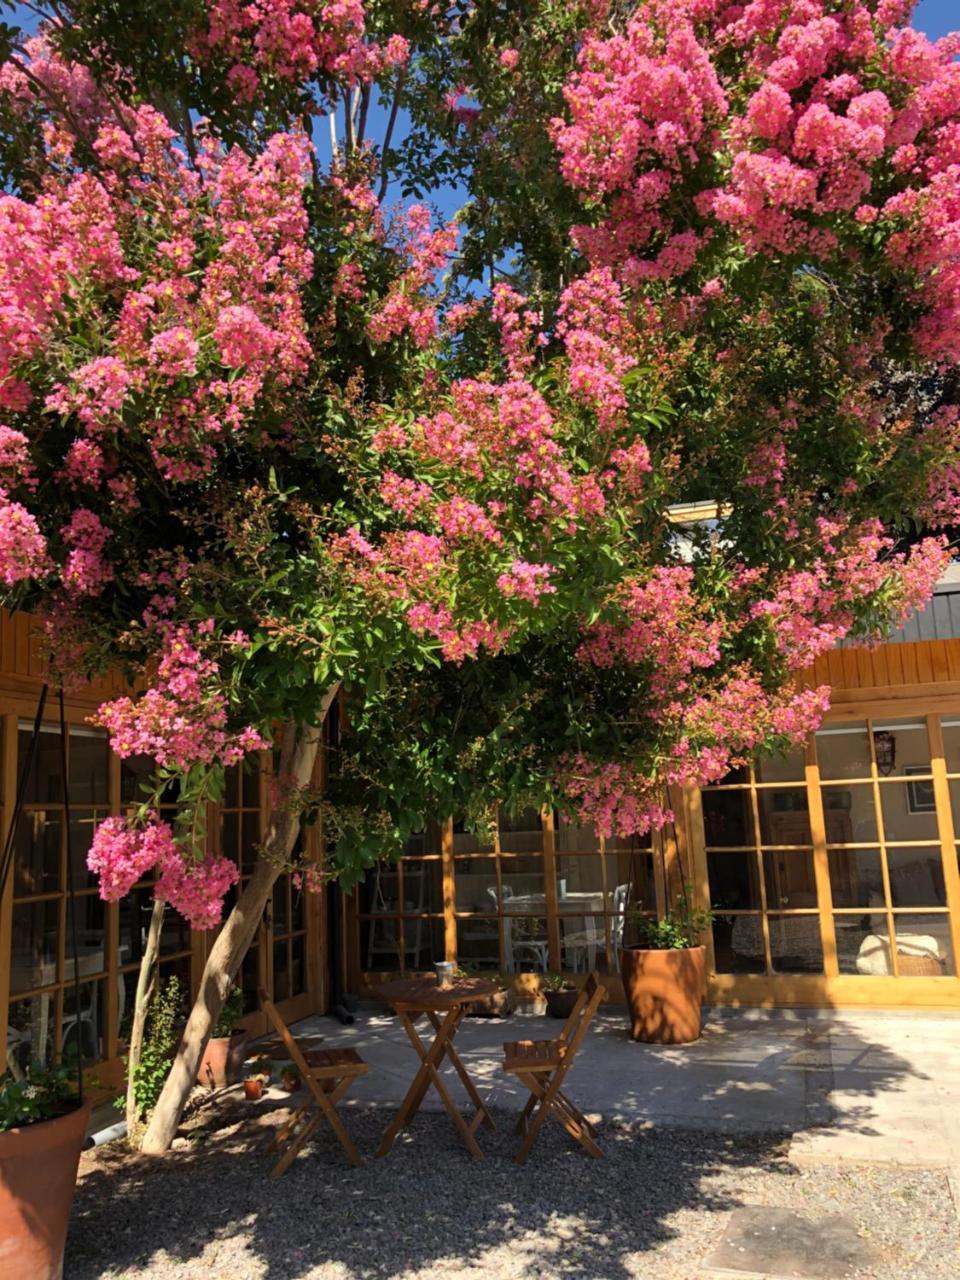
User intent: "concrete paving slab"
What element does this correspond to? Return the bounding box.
[282,1003,960,1168]
[703,1206,879,1279]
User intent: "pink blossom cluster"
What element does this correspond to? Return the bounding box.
[93,621,268,772]
[192,0,390,101]
[496,560,556,605]
[88,813,238,929]
[6,112,313,499]
[577,567,725,700]
[0,495,50,587]
[551,1,960,369]
[367,207,458,349]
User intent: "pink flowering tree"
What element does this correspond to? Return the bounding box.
[0,0,958,1150]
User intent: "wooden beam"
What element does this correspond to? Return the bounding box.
[805,738,838,979]
[441,818,457,964]
[541,806,561,973]
[927,715,960,980]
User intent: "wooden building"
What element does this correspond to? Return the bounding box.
[3,569,960,1088]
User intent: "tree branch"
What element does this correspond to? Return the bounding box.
[377,67,406,203]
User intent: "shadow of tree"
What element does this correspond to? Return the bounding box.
[66,1011,931,1279]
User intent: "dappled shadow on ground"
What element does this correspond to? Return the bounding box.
[66,1013,927,1280]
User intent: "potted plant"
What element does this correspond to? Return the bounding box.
[619,891,713,1044]
[279,1063,301,1093]
[0,1062,92,1279]
[197,987,248,1090]
[244,1057,273,1101]
[544,974,579,1019]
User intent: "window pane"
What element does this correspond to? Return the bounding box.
[828,848,884,909]
[451,820,495,855]
[67,895,106,975]
[836,914,953,976]
[291,880,306,933]
[358,863,400,914]
[893,915,953,976]
[240,814,259,874]
[14,811,61,896]
[707,851,761,910]
[871,719,930,776]
[560,915,606,973]
[944,720,960,773]
[763,849,817,909]
[815,723,871,779]
[69,729,109,805]
[241,945,259,1014]
[63,978,107,1066]
[554,817,600,854]
[501,857,545,910]
[503,915,548,972]
[273,940,290,1000]
[401,859,442,914]
[702,790,751,847]
[272,878,290,934]
[754,748,805,783]
[768,914,823,974]
[758,789,810,844]
[887,849,947,908]
[556,855,605,911]
[624,851,655,913]
[69,812,103,892]
[290,936,307,997]
[452,857,498,913]
[821,786,863,843]
[18,726,61,803]
[7,995,56,1069]
[498,808,542,853]
[11,898,60,992]
[717,916,766,973]
[120,753,154,804]
[455,917,500,971]
[880,781,939,843]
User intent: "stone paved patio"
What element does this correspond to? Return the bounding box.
[295,1002,960,1171]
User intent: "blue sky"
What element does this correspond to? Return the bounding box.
[915,0,955,39]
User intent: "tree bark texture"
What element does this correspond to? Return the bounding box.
[140,706,332,1154]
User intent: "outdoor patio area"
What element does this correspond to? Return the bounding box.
[67,1005,960,1279]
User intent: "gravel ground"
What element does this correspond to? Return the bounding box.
[67,1100,960,1280]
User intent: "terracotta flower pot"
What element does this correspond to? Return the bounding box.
[198,1030,248,1090]
[619,945,706,1044]
[0,1099,92,1280]
[243,1079,265,1101]
[545,989,579,1019]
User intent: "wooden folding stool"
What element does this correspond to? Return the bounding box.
[502,972,606,1164]
[258,988,368,1175]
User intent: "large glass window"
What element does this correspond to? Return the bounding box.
[8,723,116,1072]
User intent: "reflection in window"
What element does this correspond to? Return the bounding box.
[768,915,823,974]
[815,723,873,779]
[702,789,750,847]
[757,789,810,844]
[828,848,884,909]
[707,851,761,911]
[762,849,817,910]
[713,917,765,973]
[887,849,946,907]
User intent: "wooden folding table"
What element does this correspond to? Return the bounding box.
[375,976,499,1158]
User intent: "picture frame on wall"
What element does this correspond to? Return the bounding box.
[905,765,936,815]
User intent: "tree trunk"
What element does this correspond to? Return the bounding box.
[126,896,166,1135]
[140,710,330,1155]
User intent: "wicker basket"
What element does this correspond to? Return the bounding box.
[896,950,943,976]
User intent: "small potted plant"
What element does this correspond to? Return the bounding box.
[620,890,712,1044]
[197,987,248,1090]
[544,974,579,1019]
[0,1063,92,1278]
[244,1058,273,1101]
[279,1063,302,1093]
